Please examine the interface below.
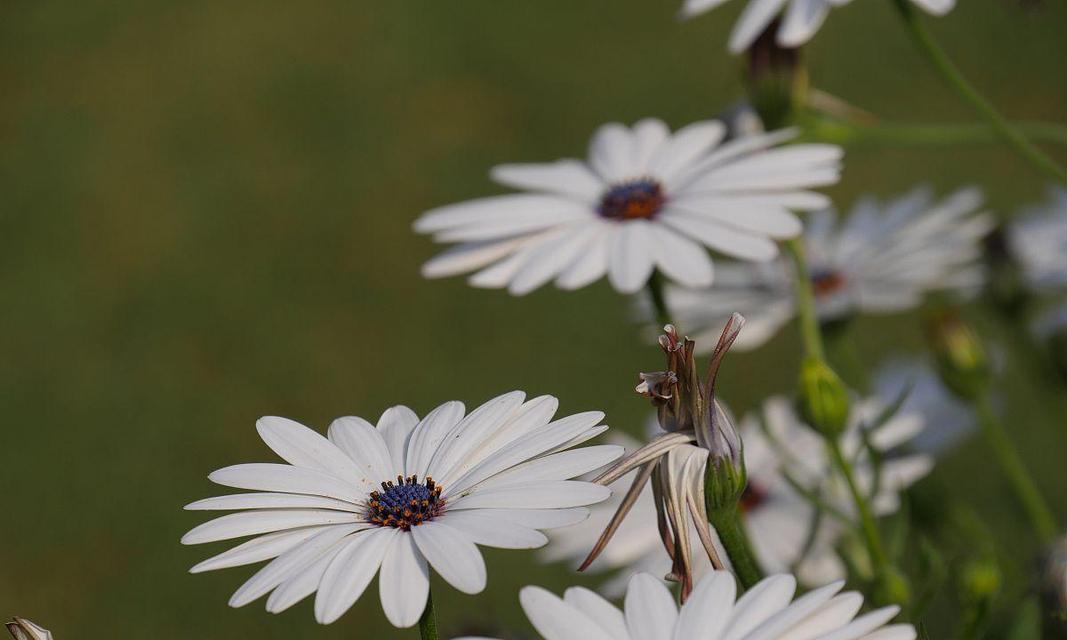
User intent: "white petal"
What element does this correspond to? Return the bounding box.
[265,541,347,613]
[608,220,656,293]
[520,586,616,640]
[377,405,420,475]
[229,524,365,607]
[208,463,364,502]
[414,194,590,237]
[315,527,398,624]
[491,160,605,201]
[438,511,549,549]
[421,237,530,279]
[564,587,632,640]
[741,579,843,638]
[811,605,902,640]
[680,0,735,19]
[473,445,624,490]
[668,195,803,238]
[648,224,715,288]
[449,481,611,510]
[510,223,604,295]
[429,391,527,484]
[724,574,796,640]
[190,527,328,573]
[410,521,487,594]
[909,0,954,14]
[185,493,356,512]
[631,118,671,173]
[779,0,832,48]
[729,0,790,53]
[652,121,728,186]
[774,591,862,639]
[328,416,396,484]
[556,228,612,290]
[474,507,591,530]
[589,122,638,183]
[181,510,363,545]
[674,571,736,640]
[857,625,917,640]
[405,400,466,478]
[625,573,678,640]
[660,212,779,261]
[255,417,364,483]
[379,533,430,628]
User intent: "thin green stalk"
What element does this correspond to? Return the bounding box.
[804,118,1067,148]
[647,271,672,327]
[707,505,763,589]
[783,238,824,360]
[419,589,439,640]
[827,439,891,573]
[890,0,1067,185]
[974,393,1058,543]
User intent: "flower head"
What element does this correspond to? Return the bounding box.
[663,186,993,352]
[181,392,620,627]
[458,570,916,640]
[5,619,52,640]
[416,119,841,295]
[680,0,955,54]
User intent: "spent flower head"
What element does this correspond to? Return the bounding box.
[5,619,52,640]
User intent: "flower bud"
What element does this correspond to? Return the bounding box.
[925,309,991,401]
[5,619,53,640]
[796,356,850,439]
[745,18,807,130]
[959,558,1002,609]
[703,399,747,512]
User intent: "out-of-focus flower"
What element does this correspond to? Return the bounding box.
[1009,187,1067,295]
[545,395,933,592]
[663,186,993,352]
[415,119,841,295]
[5,619,52,640]
[679,0,955,54]
[925,308,991,401]
[874,359,976,454]
[181,393,619,627]
[456,570,916,640]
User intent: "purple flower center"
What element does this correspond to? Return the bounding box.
[740,482,768,513]
[811,269,848,298]
[367,475,445,530]
[598,179,666,221]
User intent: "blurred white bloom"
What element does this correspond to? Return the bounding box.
[874,359,975,455]
[680,0,955,54]
[5,619,52,640]
[664,186,994,352]
[457,570,916,640]
[415,119,841,295]
[545,395,933,592]
[1010,186,1067,294]
[181,392,619,627]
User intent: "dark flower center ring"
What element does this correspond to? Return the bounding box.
[811,269,848,297]
[367,475,445,530]
[598,179,666,221]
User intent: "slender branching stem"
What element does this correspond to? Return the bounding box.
[647,271,672,327]
[784,239,825,361]
[419,589,439,640]
[827,439,891,573]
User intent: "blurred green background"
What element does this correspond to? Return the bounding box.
[2,1,1067,638]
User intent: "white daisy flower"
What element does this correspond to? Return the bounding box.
[680,0,955,54]
[1009,187,1067,295]
[545,394,933,592]
[415,119,842,295]
[664,186,994,352]
[181,392,621,627]
[457,570,916,640]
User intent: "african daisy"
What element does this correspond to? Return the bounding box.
[181,392,620,627]
[415,119,841,295]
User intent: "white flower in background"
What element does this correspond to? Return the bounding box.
[680,0,955,54]
[5,619,52,640]
[664,186,993,352]
[874,359,975,455]
[181,392,620,627]
[457,570,916,640]
[546,395,933,590]
[415,119,841,295]
[1009,187,1067,335]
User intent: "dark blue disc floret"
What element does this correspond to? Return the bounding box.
[367,475,445,530]
[597,178,666,221]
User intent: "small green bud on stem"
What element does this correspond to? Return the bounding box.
[925,308,991,401]
[796,356,850,440]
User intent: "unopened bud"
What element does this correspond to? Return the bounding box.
[959,558,1001,606]
[6,619,53,640]
[926,309,990,401]
[704,400,747,512]
[745,18,807,130]
[797,356,850,439]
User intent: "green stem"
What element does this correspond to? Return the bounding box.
[827,439,891,574]
[974,393,1058,543]
[646,271,672,327]
[890,0,1067,185]
[419,589,439,640]
[707,505,763,589]
[804,117,1067,148]
[783,238,825,361]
